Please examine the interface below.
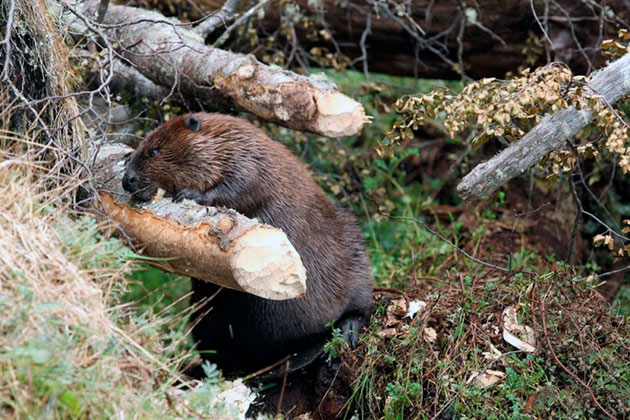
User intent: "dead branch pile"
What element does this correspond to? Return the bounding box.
[48,0,368,138]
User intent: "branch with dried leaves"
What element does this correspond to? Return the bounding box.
[49,0,367,138]
[457,53,630,202]
[92,144,307,300]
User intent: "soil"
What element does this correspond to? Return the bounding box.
[246,358,356,419]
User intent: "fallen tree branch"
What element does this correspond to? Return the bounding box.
[457,53,630,202]
[50,0,367,138]
[92,143,307,300]
[193,0,240,38]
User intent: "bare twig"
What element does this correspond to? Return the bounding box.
[193,0,240,38]
[583,210,630,242]
[358,12,371,81]
[530,0,553,45]
[583,264,630,280]
[549,0,593,72]
[241,354,291,381]
[566,177,583,263]
[377,210,535,276]
[105,56,170,100]
[539,294,616,420]
[276,359,291,417]
[1,0,16,81]
[212,0,270,48]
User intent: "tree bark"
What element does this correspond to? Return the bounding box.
[92,143,307,300]
[457,53,630,202]
[50,0,367,138]
[192,0,240,38]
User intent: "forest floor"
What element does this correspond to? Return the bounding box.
[2,70,629,419]
[244,155,630,419]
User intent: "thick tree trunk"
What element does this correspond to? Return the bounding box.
[93,144,307,300]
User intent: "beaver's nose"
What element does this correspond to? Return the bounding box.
[122,169,139,193]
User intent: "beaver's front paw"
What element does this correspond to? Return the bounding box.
[339,315,365,349]
[173,189,204,204]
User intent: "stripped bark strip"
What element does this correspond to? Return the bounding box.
[457,53,630,202]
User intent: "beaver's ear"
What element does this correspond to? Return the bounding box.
[184,115,201,132]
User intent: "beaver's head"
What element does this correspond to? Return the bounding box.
[122,113,228,201]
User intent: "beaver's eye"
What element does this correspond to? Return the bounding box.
[185,115,201,132]
[148,147,159,157]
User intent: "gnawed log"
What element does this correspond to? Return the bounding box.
[49,0,367,138]
[457,53,630,202]
[92,143,307,300]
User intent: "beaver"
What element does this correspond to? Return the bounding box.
[122,113,373,375]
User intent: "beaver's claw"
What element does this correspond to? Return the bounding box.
[339,315,364,349]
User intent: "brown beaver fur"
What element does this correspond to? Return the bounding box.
[122,113,373,375]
